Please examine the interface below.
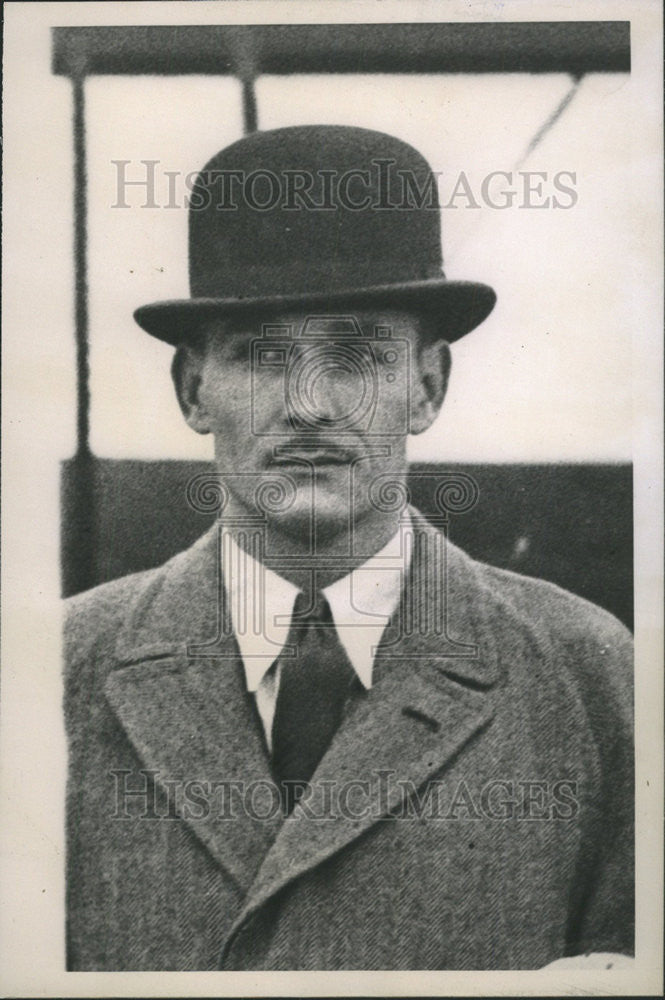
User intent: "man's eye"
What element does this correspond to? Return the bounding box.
[259,349,285,364]
[228,342,250,361]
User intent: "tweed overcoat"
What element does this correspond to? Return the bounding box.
[64,509,634,970]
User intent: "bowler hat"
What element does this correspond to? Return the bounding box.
[134,125,496,344]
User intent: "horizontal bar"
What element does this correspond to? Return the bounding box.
[52,22,630,77]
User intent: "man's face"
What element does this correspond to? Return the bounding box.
[174,308,449,543]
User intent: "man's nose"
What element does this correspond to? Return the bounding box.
[287,347,367,427]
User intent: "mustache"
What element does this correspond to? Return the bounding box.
[268,437,360,464]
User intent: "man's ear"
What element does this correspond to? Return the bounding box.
[171,344,212,435]
[409,339,451,435]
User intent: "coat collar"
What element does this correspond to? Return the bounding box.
[105,509,502,924]
[112,508,499,679]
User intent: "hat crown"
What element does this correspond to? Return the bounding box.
[188,125,444,300]
[134,124,496,345]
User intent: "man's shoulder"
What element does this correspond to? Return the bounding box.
[64,531,209,661]
[474,554,631,647]
[413,508,631,650]
[449,543,633,711]
[64,564,164,661]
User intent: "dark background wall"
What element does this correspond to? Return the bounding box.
[61,460,633,630]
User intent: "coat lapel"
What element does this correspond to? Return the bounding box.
[224,511,502,944]
[104,513,502,938]
[104,524,283,893]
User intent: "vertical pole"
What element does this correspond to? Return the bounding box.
[62,74,95,596]
[242,75,258,134]
[73,75,91,457]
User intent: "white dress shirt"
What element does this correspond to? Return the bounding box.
[222,512,412,749]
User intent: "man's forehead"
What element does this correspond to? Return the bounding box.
[201,308,424,342]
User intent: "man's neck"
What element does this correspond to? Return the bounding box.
[221,501,404,590]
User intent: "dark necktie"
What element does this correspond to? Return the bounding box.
[271,590,357,813]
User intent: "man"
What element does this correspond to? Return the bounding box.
[64,126,633,970]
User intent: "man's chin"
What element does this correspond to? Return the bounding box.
[267,493,353,541]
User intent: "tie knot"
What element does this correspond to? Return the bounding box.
[292,590,333,626]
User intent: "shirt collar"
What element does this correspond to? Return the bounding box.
[222,511,412,692]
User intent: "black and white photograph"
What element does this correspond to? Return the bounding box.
[1,1,662,995]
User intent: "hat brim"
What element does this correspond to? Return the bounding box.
[133,279,496,346]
